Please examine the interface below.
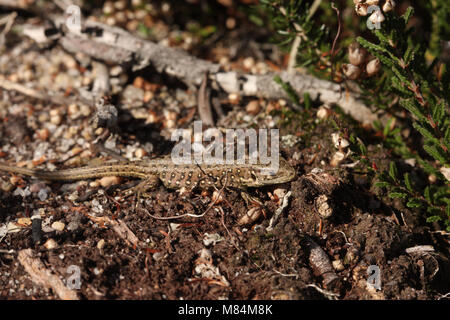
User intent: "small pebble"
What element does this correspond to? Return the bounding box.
[99,176,121,187]
[266,102,277,114]
[317,106,332,119]
[7,222,20,233]
[17,217,32,226]
[164,119,176,129]
[143,90,154,102]
[44,238,58,250]
[38,112,49,123]
[126,20,139,31]
[67,221,79,231]
[153,252,164,261]
[226,17,236,29]
[51,221,65,232]
[49,109,60,117]
[89,180,101,188]
[114,0,127,10]
[133,76,145,89]
[80,104,91,117]
[428,174,437,183]
[36,128,50,140]
[135,148,147,159]
[50,115,62,125]
[68,104,79,116]
[242,57,255,70]
[97,239,105,250]
[82,76,92,86]
[13,187,31,197]
[30,182,47,193]
[164,110,177,121]
[332,259,345,271]
[8,73,18,82]
[228,93,240,104]
[245,100,261,115]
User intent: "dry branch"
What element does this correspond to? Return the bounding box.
[0,0,34,10]
[18,248,79,300]
[0,77,92,106]
[307,236,340,290]
[22,17,379,124]
[86,215,141,248]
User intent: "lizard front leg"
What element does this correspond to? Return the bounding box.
[240,191,263,207]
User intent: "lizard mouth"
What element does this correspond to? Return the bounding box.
[243,163,297,187]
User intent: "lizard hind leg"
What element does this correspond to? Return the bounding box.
[122,175,160,204]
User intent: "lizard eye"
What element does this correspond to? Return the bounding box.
[250,172,257,180]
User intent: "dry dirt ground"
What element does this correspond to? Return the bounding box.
[0,9,449,300]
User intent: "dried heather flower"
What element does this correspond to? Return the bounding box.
[342,63,362,80]
[366,58,381,76]
[348,42,366,66]
[383,0,396,12]
[355,3,369,16]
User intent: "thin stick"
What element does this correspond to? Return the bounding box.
[288,0,323,72]
[0,77,91,106]
[330,2,342,81]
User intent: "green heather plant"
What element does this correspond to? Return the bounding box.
[255,1,449,230]
[355,6,449,230]
[254,0,335,75]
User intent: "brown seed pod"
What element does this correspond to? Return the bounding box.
[342,63,362,80]
[348,43,366,66]
[355,3,369,16]
[366,58,381,76]
[383,0,396,12]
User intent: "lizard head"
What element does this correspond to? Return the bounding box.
[240,158,296,187]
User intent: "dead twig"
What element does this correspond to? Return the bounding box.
[198,72,214,127]
[86,215,141,248]
[330,2,342,81]
[0,0,33,10]
[18,248,79,300]
[305,284,339,300]
[267,191,292,231]
[0,11,17,48]
[306,235,341,290]
[19,16,380,124]
[0,77,91,106]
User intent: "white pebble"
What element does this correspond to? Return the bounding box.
[38,189,48,201]
[51,221,65,231]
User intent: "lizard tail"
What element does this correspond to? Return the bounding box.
[0,162,43,177]
[0,162,148,181]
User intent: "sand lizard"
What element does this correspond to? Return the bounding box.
[0,157,296,194]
